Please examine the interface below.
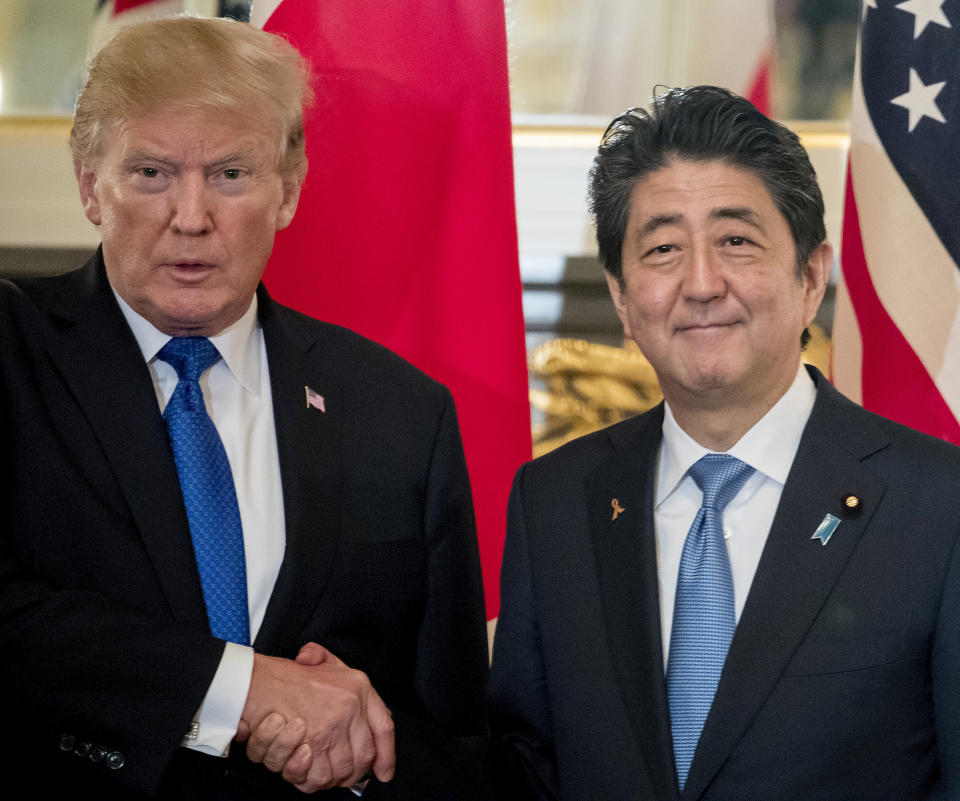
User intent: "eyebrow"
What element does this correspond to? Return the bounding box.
[119,151,178,169]
[711,206,765,232]
[639,213,682,237]
[119,147,262,171]
[207,148,261,169]
[637,206,766,237]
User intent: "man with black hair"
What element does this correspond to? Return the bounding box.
[488,86,960,800]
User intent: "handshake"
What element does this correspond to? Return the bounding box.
[236,643,395,793]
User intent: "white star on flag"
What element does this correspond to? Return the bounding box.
[891,67,947,131]
[895,0,952,39]
[864,0,878,19]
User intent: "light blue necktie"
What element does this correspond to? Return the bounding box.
[667,454,755,788]
[158,337,251,646]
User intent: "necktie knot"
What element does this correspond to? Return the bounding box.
[688,454,755,512]
[158,337,221,383]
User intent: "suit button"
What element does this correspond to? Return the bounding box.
[58,734,75,752]
[106,751,125,770]
[90,745,108,763]
[74,741,92,757]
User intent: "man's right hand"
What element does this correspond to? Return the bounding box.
[238,644,395,793]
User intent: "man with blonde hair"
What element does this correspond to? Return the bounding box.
[0,16,488,800]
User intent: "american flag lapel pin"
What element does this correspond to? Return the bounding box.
[305,385,326,413]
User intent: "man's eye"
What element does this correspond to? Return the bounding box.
[140,167,159,178]
[654,244,673,253]
[223,168,242,179]
[728,236,747,246]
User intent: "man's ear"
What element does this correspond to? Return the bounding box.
[75,160,102,226]
[276,173,304,232]
[605,270,633,340]
[802,240,833,329]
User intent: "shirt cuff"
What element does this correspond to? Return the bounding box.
[182,642,255,756]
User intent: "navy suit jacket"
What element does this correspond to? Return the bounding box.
[489,366,960,800]
[0,251,489,800]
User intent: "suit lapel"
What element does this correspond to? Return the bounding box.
[684,375,890,799]
[37,263,346,646]
[254,289,343,654]
[41,254,208,627]
[586,405,679,799]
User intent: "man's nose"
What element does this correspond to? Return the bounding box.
[683,247,726,301]
[169,174,213,235]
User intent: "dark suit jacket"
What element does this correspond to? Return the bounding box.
[0,251,489,800]
[489,366,960,800]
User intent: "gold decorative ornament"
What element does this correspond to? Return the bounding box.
[528,325,831,457]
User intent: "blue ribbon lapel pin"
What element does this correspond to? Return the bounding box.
[811,513,841,546]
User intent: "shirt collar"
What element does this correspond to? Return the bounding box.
[656,364,817,506]
[112,289,263,398]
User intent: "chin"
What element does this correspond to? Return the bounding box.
[684,360,740,387]
[153,307,224,337]
[677,368,750,403]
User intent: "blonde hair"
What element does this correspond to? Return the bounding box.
[71,16,312,178]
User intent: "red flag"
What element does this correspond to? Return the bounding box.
[832,1,960,443]
[112,0,171,13]
[102,0,183,18]
[90,0,185,53]
[252,0,531,618]
[683,0,774,115]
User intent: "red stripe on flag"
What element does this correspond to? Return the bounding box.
[745,53,772,116]
[262,0,530,618]
[113,0,160,13]
[841,167,960,443]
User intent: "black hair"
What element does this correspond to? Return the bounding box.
[589,85,826,287]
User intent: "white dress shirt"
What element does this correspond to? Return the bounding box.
[655,364,816,666]
[115,290,286,755]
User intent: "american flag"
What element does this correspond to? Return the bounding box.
[832,0,960,443]
[305,386,325,413]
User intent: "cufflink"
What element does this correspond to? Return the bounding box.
[183,720,200,743]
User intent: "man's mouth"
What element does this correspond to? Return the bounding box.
[677,320,739,332]
[166,261,216,282]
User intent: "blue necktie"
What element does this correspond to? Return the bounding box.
[667,454,755,787]
[158,337,251,646]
